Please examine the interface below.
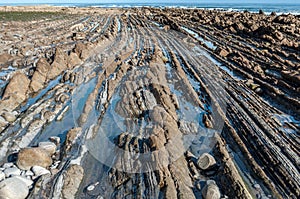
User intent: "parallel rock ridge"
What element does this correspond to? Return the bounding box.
[0,6,299,199]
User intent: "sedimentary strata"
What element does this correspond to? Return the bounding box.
[0,6,299,199]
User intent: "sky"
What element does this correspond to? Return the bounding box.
[0,0,298,4]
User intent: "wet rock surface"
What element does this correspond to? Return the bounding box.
[0,5,299,199]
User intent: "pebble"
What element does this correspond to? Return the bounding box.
[186,151,197,159]
[202,180,221,199]
[4,167,21,177]
[0,176,29,199]
[2,111,17,123]
[2,163,14,169]
[38,141,57,155]
[254,183,261,190]
[49,136,60,145]
[196,182,201,190]
[87,182,99,192]
[197,153,216,170]
[32,165,51,177]
[50,161,61,170]
[87,185,95,191]
[25,170,34,177]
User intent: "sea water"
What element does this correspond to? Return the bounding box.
[1,2,300,15]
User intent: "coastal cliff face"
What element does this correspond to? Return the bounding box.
[0,6,299,199]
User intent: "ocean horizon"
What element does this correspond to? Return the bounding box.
[1,2,300,15]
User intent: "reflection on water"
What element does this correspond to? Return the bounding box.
[182,26,217,50]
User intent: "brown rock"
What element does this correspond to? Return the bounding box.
[64,128,82,153]
[0,53,13,66]
[12,58,23,68]
[67,52,82,69]
[30,58,51,92]
[3,72,29,101]
[62,72,71,82]
[203,114,213,128]
[81,44,93,60]
[73,32,86,41]
[253,65,264,74]
[61,164,84,199]
[234,22,245,32]
[214,135,253,198]
[250,24,259,32]
[281,70,300,86]
[202,180,221,199]
[36,58,51,74]
[70,23,84,31]
[165,176,177,199]
[228,26,237,34]
[1,72,30,110]
[48,48,68,80]
[216,47,229,57]
[30,71,46,93]
[274,31,284,41]
[285,60,295,68]
[197,153,216,170]
[281,38,293,47]
[16,147,52,170]
[74,43,88,59]
[262,34,276,44]
[214,16,220,23]
[1,111,17,123]
[149,126,166,150]
[163,25,170,32]
[254,26,274,36]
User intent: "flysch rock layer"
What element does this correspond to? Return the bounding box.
[0,5,299,199]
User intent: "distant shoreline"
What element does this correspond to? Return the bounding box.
[0,3,300,15]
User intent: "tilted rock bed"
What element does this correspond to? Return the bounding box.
[0,6,299,199]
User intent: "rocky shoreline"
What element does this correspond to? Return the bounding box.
[0,6,299,199]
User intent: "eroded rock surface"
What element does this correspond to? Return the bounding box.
[0,5,298,199]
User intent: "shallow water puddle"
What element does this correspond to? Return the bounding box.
[160,44,218,155]
[193,46,245,80]
[33,77,97,143]
[0,66,17,98]
[117,17,122,32]
[271,113,300,134]
[265,69,282,79]
[182,26,217,50]
[0,65,16,77]
[20,75,62,112]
